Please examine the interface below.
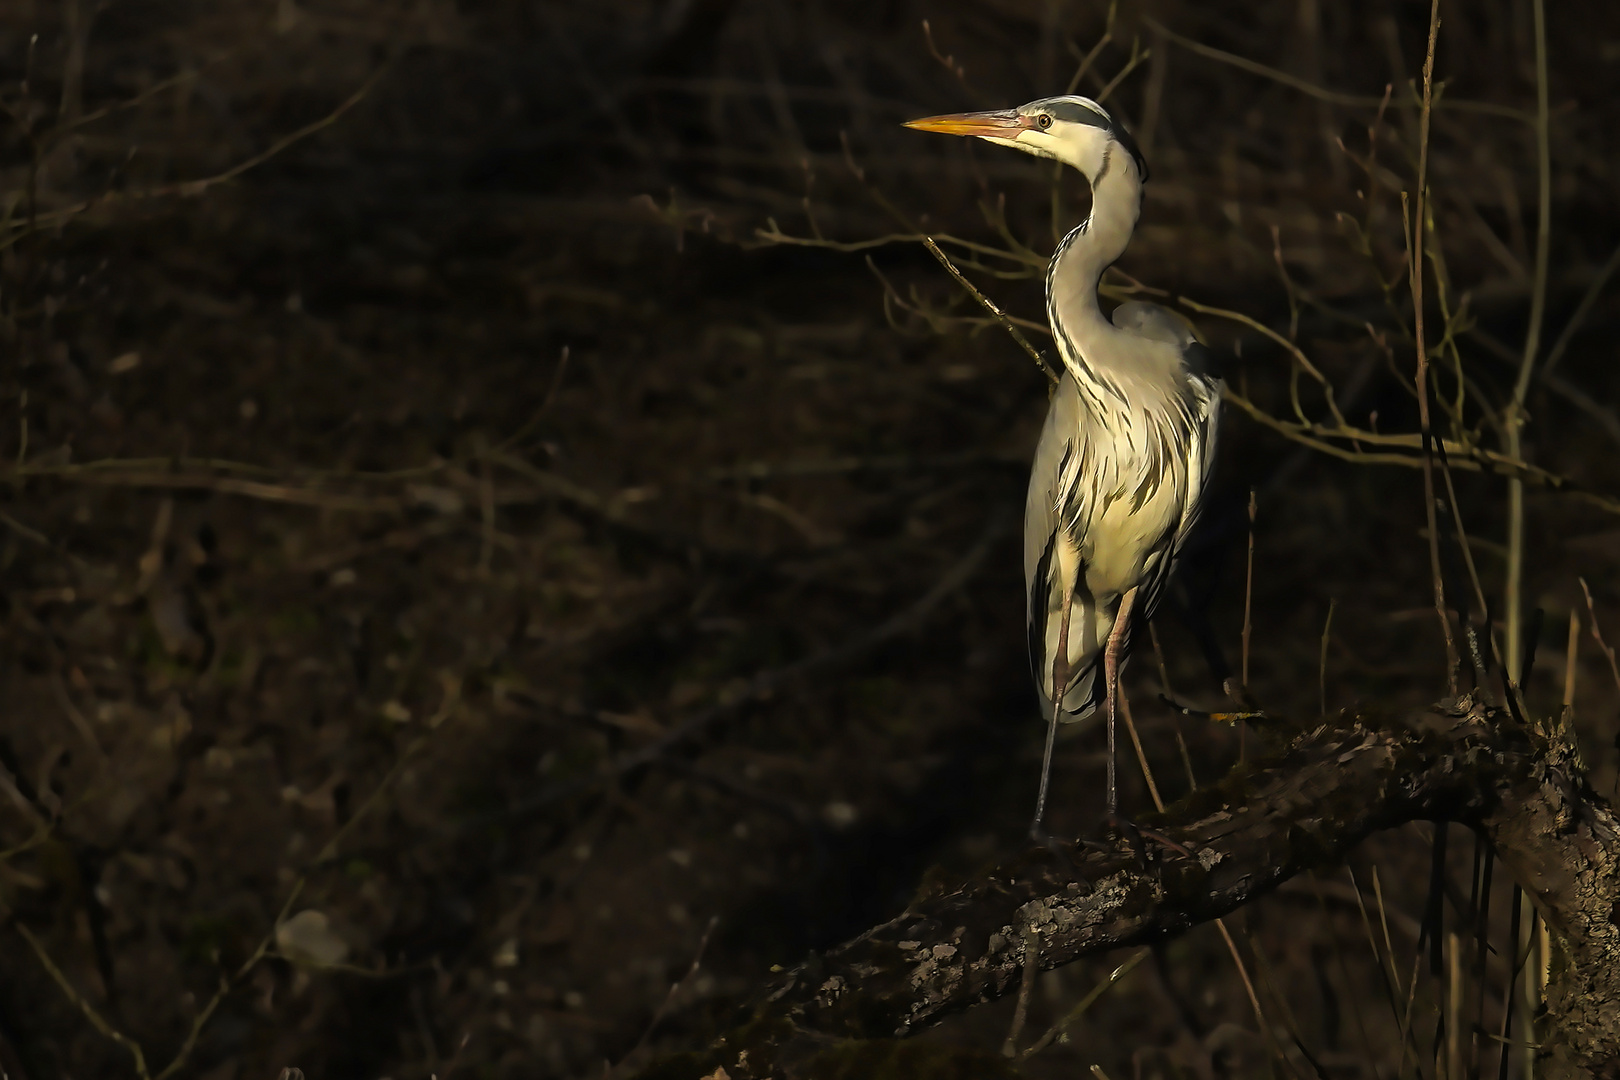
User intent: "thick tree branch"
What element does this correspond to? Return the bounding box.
[634,697,1620,1080]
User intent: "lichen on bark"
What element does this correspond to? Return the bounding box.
[633,696,1620,1080]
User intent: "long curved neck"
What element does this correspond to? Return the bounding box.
[1047,161,1143,383]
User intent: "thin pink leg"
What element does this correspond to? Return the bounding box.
[1030,580,1075,839]
[1103,586,1139,819]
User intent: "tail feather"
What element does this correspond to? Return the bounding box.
[1035,656,1106,725]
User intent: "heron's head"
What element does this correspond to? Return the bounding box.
[904,95,1147,184]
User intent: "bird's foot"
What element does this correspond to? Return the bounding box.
[1028,824,1089,887]
[1100,812,1196,866]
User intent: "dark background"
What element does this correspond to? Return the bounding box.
[1,1,1618,1077]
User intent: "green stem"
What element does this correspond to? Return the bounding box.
[1505,0,1552,680]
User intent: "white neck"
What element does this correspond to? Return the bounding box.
[1046,161,1143,387]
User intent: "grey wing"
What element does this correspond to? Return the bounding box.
[1111,300,1224,381]
[1024,376,1106,722]
[1149,358,1224,627]
[1110,301,1197,347]
[1110,300,1224,622]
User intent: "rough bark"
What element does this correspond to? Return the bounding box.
[633,696,1620,1080]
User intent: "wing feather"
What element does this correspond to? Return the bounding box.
[1025,320,1222,724]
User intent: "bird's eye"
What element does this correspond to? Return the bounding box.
[1037,114,1053,129]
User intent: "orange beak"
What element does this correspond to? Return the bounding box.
[902,109,1031,138]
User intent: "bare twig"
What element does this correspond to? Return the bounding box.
[1119,693,1163,814]
[1178,297,1332,387]
[1320,598,1336,715]
[1504,0,1553,678]
[920,20,970,89]
[315,683,458,864]
[15,924,151,1080]
[1408,0,1459,692]
[753,222,1042,271]
[1543,371,1620,452]
[1063,2,1117,96]
[13,469,402,513]
[1215,918,1296,1074]
[921,236,1058,384]
[1018,948,1149,1060]
[1094,39,1150,105]
[48,668,104,760]
[622,916,721,1070]
[1578,579,1620,700]
[1540,240,1620,378]
[1149,622,1199,791]
[1562,610,1579,730]
[2,65,391,248]
[501,511,1011,821]
[1242,489,1256,692]
[493,345,573,454]
[1001,926,1041,1057]
[0,509,48,546]
[1219,391,1620,514]
[147,880,308,1080]
[1142,15,1532,123]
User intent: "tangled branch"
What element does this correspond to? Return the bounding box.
[634,697,1620,1080]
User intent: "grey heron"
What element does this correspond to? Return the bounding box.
[905,96,1222,836]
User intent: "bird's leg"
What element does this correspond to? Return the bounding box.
[1030,579,1076,841]
[1104,586,1139,820]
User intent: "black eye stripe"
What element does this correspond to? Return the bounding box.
[1028,96,1151,181]
[1042,100,1111,129]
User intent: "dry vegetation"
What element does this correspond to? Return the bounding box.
[1,1,1618,1078]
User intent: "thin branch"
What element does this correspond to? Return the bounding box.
[1001,926,1041,1057]
[1176,297,1333,389]
[1119,693,1164,812]
[753,221,1043,271]
[1408,0,1459,690]
[1141,15,1533,123]
[497,511,1011,823]
[1017,948,1149,1060]
[1320,598,1336,715]
[1220,390,1620,514]
[8,453,448,484]
[1544,371,1620,452]
[2,65,390,247]
[1063,2,1117,96]
[15,923,152,1080]
[1434,445,1501,678]
[1215,919,1289,1069]
[147,879,306,1080]
[1503,0,1553,679]
[1242,489,1256,692]
[1540,239,1620,378]
[7,468,402,513]
[921,237,1058,384]
[1095,40,1150,105]
[1578,579,1620,701]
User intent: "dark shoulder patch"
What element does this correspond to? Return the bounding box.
[1183,340,1223,381]
[1110,121,1149,182]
